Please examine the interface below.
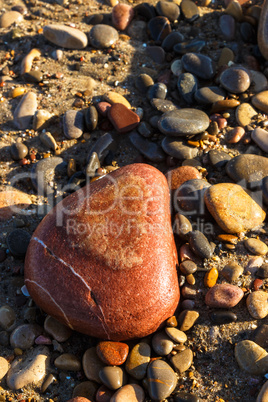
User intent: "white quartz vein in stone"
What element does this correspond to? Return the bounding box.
[32,236,110,338]
[25,278,73,329]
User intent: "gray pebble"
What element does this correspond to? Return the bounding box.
[152,331,174,356]
[147,82,167,100]
[10,142,28,161]
[0,306,16,331]
[89,24,119,48]
[162,137,198,159]
[39,131,57,151]
[13,92,37,130]
[43,24,88,49]
[177,73,198,104]
[129,131,165,162]
[63,110,84,139]
[220,66,251,94]
[194,86,226,105]
[10,324,43,350]
[182,53,215,80]
[158,108,209,136]
[188,230,213,259]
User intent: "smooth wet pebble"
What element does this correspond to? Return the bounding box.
[158,108,209,136]
[246,291,268,319]
[125,342,150,380]
[182,53,215,79]
[0,10,23,28]
[108,104,140,133]
[99,366,126,390]
[39,132,57,151]
[219,14,236,40]
[165,327,187,343]
[10,142,28,161]
[82,347,105,383]
[170,348,193,374]
[32,157,67,197]
[210,311,237,325]
[110,384,145,402]
[220,67,251,93]
[147,360,177,400]
[129,131,165,162]
[221,262,243,282]
[188,230,213,259]
[33,109,53,130]
[89,24,119,48]
[10,324,43,350]
[54,353,81,371]
[226,154,268,189]
[112,4,134,30]
[162,137,198,159]
[244,238,268,255]
[235,340,268,375]
[178,310,199,331]
[63,110,84,139]
[96,341,129,366]
[152,331,174,356]
[235,103,257,127]
[162,32,184,52]
[147,16,171,41]
[156,0,180,22]
[43,24,88,49]
[177,73,198,104]
[252,90,268,113]
[180,0,200,21]
[194,86,225,105]
[251,127,268,153]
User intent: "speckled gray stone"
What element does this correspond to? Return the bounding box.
[158,109,209,136]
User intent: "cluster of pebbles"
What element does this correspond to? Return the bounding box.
[1,0,268,400]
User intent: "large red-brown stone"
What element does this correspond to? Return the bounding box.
[24,164,179,341]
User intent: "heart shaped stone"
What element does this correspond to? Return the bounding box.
[25,164,179,340]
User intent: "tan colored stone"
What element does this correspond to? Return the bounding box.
[235,103,257,127]
[170,348,193,374]
[244,238,268,256]
[204,183,266,234]
[103,92,131,109]
[225,0,243,21]
[82,347,105,383]
[0,191,32,221]
[0,357,9,380]
[110,384,145,402]
[0,11,23,28]
[246,291,268,319]
[235,340,268,375]
[252,90,268,114]
[165,327,187,343]
[218,47,234,66]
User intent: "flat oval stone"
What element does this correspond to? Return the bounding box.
[252,90,268,113]
[7,346,50,390]
[89,25,119,48]
[135,73,154,93]
[258,0,268,60]
[256,380,268,402]
[0,10,23,28]
[103,92,131,109]
[179,260,197,275]
[0,357,9,380]
[99,366,125,390]
[97,341,129,365]
[44,315,72,342]
[205,284,244,308]
[125,342,150,380]
[63,110,84,139]
[14,92,37,130]
[54,353,81,371]
[235,103,257,127]
[43,24,88,49]
[210,311,237,325]
[194,86,225,105]
[147,83,167,100]
[0,190,31,221]
[152,331,174,356]
[174,392,200,402]
[174,39,205,55]
[158,109,209,136]
[226,154,268,189]
[108,103,140,133]
[147,360,177,400]
[244,238,268,255]
[182,53,215,80]
[174,214,192,240]
[252,127,268,153]
[112,4,134,30]
[0,306,16,330]
[219,14,235,40]
[188,230,213,259]
[147,16,171,42]
[221,262,243,282]
[129,132,165,162]
[246,291,268,319]
[162,32,184,52]
[110,384,145,402]
[39,132,57,151]
[204,183,266,233]
[83,347,105,383]
[162,138,198,159]
[220,67,251,93]
[10,142,28,161]
[156,1,180,22]
[151,98,178,112]
[178,310,199,332]
[85,106,98,131]
[208,150,232,170]
[25,165,179,341]
[10,324,43,350]
[218,47,235,66]
[170,348,193,374]
[165,166,201,191]
[180,0,200,21]
[227,126,245,144]
[165,327,187,343]
[177,73,198,104]
[235,340,268,375]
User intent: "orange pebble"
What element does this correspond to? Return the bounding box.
[227,127,245,144]
[204,267,218,287]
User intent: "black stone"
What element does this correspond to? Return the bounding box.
[208,150,232,170]
[174,391,201,402]
[162,32,184,52]
[86,132,115,165]
[135,2,156,20]
[85,106,98,131]
[174,39,205,54]
[147,16,171,42]
[7,229,31,258]
[182,53,215,80]
[210,311,237,325]
[129,131,165,162]
[67,171,87,193]
[188,230,213,259]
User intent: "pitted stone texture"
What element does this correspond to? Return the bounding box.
[25,164,179,341]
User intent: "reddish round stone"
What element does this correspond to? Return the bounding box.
[25,164,179,341]
[107,103,140,134]
[96,341,129,365]
[112,4,134,31]
[205,284,244,308]
[254,278,263,291]
[165,166,201,191]
[97,102,111,117]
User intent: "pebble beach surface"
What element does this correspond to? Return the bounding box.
[1,0,268,401]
